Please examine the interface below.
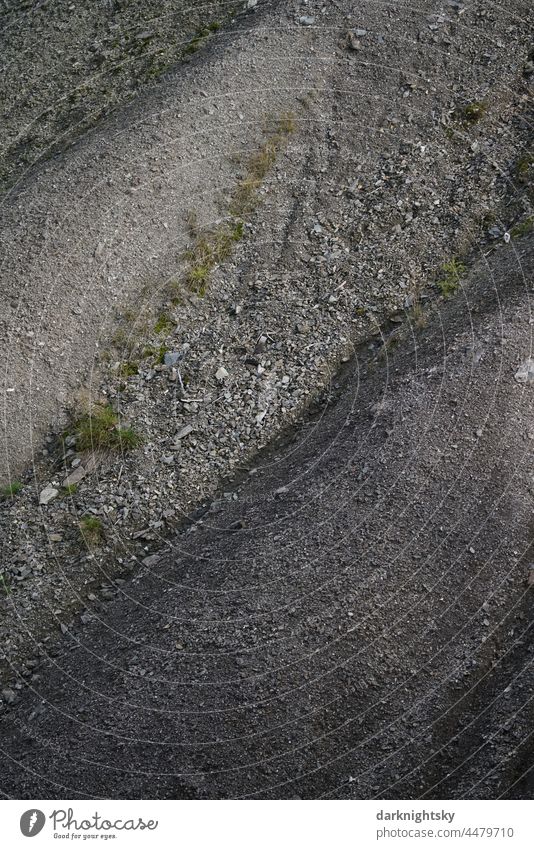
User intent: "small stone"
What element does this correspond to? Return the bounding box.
[49,533,63,543]
[254,335,267,354]
[39,485,59,505]
[176,424,193,440]
[215,366,229,382]
[142,554,161,568]
[346,31,361,50]
[164,351,183,367]
[1,688,16,705]
[299,16,315,26]
[514,359,534,384]
[62,465,86,488]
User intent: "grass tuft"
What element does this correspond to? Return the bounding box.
[183,21,221,56]
[458,101,486,124]
[80,515,104,547]
[510,216,534,239]
[73,404,142,452]
[154,313,176,335]
[183,113,294,295]
[437,258,466,297]
[516,152,534,183]
[119,360,139,377]
[1,481,22,500]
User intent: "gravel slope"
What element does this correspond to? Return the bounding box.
[1,0,533,485]
[1,233,534,799]
[0,0,532,666]
[0,0,533,800]
[0,0,241,190]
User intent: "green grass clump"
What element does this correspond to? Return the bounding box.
[510,216,534,239]
[80,515,104,547]
[183,21,220,55]
[1,481,22,499]
[459,101,486,124]
[154,313,176,335]
[230,113,294,217]
[184,220,246,295]
[516,152,533,183]
[119,360,139,377]
[74,404,142,452]
[182,113,294,295]
[437,258,466,297]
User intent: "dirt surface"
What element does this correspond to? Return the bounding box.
[1,233,534,799]
[0,0,534,800]
[1,0,533,485]
[0,0,240,190]
[1,0,533,671]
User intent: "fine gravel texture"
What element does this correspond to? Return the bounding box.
[0,0,533,674]
[0,0,241,190]
[1,233,534,799]
[0,0,534,800]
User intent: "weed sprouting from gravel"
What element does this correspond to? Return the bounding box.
[510,215,534,239]
[515,151,533,182]
[80,515,104,547]
[437,258,466,297]
[230,113,295,218]
[458,101,486,124]
[73,404,142,452]
[184,114,294,295]
[1,481,22,500]
[184,219,246,295]
[119,360,139,377]
[183,21,221,56]
[154,313,176,334]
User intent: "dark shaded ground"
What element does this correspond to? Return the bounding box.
[1,234,534,799]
